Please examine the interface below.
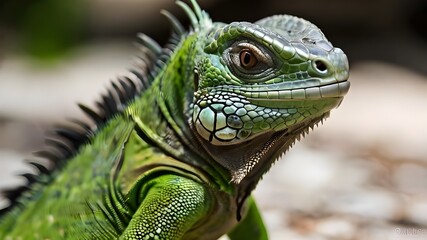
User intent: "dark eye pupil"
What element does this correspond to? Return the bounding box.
[239,49,257,69]
[243,52,251,64]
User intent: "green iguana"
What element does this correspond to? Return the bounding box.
[0,1,350,239]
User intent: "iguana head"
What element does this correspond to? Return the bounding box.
[190,14,349,184]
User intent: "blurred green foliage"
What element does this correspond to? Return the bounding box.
[1,0,87,60]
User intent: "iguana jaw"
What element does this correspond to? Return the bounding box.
[192,79,348,145]
[194,108,330,180]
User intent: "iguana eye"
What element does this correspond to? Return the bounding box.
[225,41,275,80]
[239,49,258,69]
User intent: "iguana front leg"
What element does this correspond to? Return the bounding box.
[120,174,210,240]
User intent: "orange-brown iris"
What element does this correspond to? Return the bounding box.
[239,49,258,69]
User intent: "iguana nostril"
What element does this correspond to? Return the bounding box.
[314,60,328,73]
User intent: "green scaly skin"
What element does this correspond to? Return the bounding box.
[0,1,350,239]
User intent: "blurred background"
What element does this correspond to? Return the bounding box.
[1,0,427,239]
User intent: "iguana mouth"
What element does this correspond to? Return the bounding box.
[244,81,349,109]
[220,80,350,101]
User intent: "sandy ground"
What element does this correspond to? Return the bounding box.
[0,41,426,239]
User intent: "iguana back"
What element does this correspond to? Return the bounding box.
[0,1,350,239]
